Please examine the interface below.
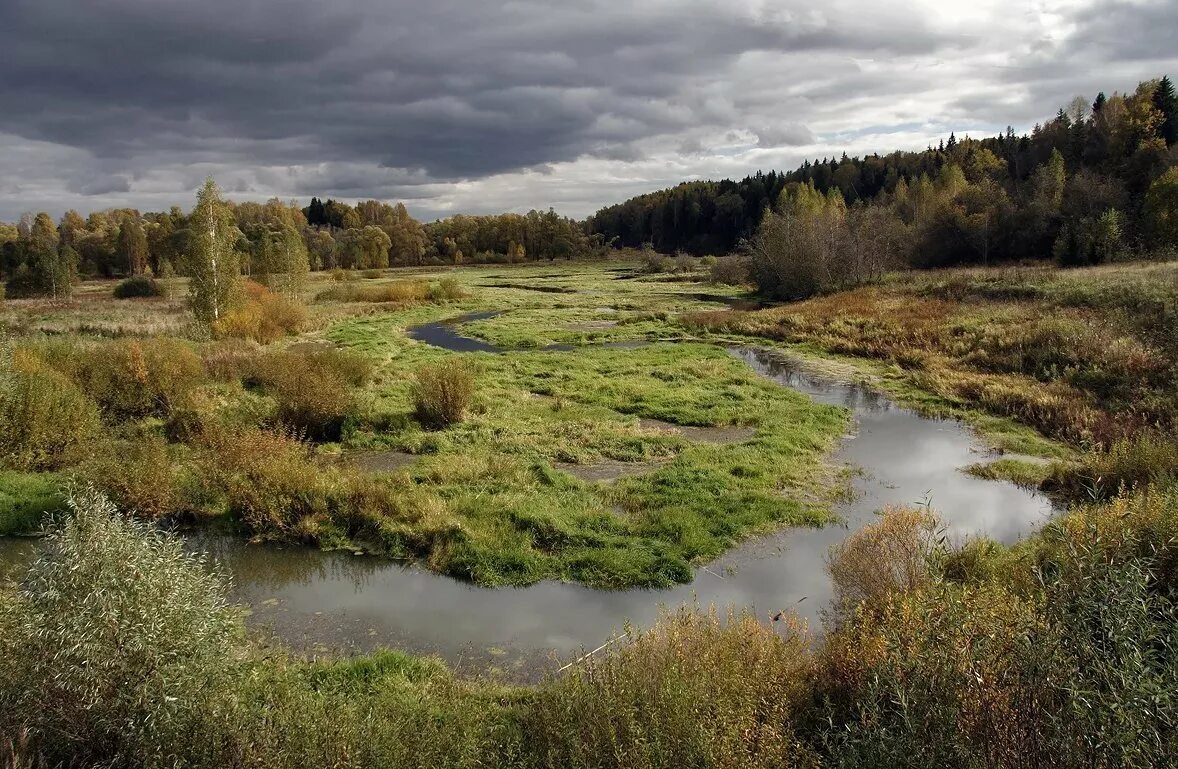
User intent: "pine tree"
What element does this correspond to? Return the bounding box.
[1152,75,1177,145]
[185,178,241,327]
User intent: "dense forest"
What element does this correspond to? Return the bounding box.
[2,76,1176,301]
[589,76,1178,268]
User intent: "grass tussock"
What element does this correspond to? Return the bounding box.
[412,361,476,428]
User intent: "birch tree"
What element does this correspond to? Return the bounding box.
[185,178,240,327]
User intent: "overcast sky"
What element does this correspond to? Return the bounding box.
[2,0,1176,222]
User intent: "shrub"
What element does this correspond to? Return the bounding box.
[428,276,465,301]
[0,349,101,471]
[412,361,475,428]
[709,255,750,285]
[641,249,675,274]
[248,348,369,440]
[112,275,165,299]
[47,338,206,420]
[82,434,181,520]
[746,210,828,300]
[193,426,332,534]
[826,506,938,616]
[214,281,306,343]
[526,607,818,769]
[0,486,242,767]
[673,253,696,273]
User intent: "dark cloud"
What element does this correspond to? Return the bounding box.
[0,0,1176,220]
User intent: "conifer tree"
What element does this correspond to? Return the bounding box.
[1152,75,1177,145]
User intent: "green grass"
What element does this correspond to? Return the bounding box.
[0,471,65,535]
[330,295,847,586]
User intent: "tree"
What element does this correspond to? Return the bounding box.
[245,222,309,294]
[116,217,149,275]
[1151,75,1177,145]
[185,178,241,326]
[5,213,74,299]
[336,226,391,269]
[385,203,427,264]
[1144,167,1178,247]
[304,228,336,270]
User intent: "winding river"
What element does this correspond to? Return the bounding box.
[0,315,1056,679]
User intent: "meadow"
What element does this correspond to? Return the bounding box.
[0,260,849,588]
[2,257,1177,767]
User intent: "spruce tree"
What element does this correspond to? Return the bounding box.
[1152,75,1177,145]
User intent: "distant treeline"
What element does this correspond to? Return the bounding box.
[0,197,601,299]
[588,75,1178,266]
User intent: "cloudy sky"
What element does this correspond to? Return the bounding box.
[2,0,1176,222]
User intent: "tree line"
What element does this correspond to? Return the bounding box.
[588,75,1178,276]
[0,194,601,300]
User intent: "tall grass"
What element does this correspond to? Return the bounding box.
[316,278,466,304]
[526,608,818,769]
[412,361,476,428]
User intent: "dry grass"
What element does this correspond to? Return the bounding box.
[687,262,1178,449]
[826,506,937,614]
[315,277,465,304]
[213,281,307,343]
[412,361,476,428]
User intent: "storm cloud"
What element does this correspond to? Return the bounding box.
[1,0,1176,220]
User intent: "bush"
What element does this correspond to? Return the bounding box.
[213,281,307,343]
[641,249,675,274]
[45,338,206,420]
[673,253,697,273]
[526,607,817,769]
[248,348,369,440]
[193,426,332,534]
[747,210,828,300]
[826,506,937,616]
[0,349,101,471]
[0,486,242,767]
[708,255,750,285]
[82,434,181,520]
[412,361,475,428]
[428,276,465,301]
[112,275,165,299]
